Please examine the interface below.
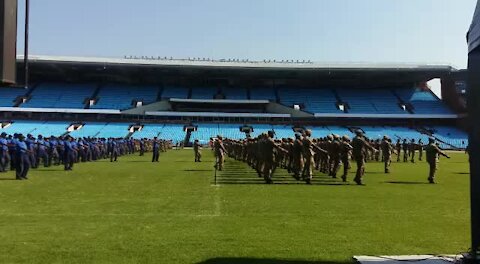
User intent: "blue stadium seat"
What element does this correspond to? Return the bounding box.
[131,124,165,139]
[218,124,245,139]
[21,83,96,108]
[271,125,294,139]
[159,124,185,143]
[250,87,276,101]
[0,87,27,107]
[222,87,247,100]
[69,122,130,138]
[191,87,218,100]
[278,88,340,113]
[161,86,189,99]
[361,126,429,143]
[69,123,108,138]
[0,120,45,135]
[430,126,468,148]
[395,88,453,114]
[91,84,158,110]
[30,121,70,137]
[336,88,405,114]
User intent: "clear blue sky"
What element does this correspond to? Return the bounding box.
[16,0,477,69]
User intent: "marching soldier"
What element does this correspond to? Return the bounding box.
[193,139,202,162]
[352,130,377,185]
[302,130,327,184]
[152,137,160,162]
[292,133,304,180]
[409,139,417,163]
[418,139,424,161]
[329,134,342,178]
[380,136,395,173]
[262,131,287,184]
[402,139,409,162]
[425,137,450,184]
[214,136,227,171]
[395,139,402,162]
[340,135,353,182]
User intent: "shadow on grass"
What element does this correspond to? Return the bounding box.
[0,177,16,181]
[185,169,213,172]
[196,257,352,264]
[385,181,430,185]
[454,172,470,175]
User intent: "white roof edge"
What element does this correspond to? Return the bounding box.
[17,55,456,71]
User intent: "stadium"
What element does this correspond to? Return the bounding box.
[0,0,479,263]
[0,55,469,147]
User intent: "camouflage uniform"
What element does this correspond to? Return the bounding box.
[425,138,450,183]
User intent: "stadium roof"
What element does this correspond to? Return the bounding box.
[18,54,455,71]
[17,55,458,87]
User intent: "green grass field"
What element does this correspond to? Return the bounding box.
[0,150,471,264]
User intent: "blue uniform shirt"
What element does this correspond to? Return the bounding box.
[16,141,28,154]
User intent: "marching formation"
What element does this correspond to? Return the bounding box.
[211,129,451,185]
[0,132,170,180]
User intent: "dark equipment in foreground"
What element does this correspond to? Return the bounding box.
[467,0,480,262]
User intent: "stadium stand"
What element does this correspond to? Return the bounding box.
[271,125,294,139]
[192,123,219,143]
[30,121,70,136]
[0,87,26,107]
[158,124,186,143]
[91,84,158,110]
[68,123,108,138]
[0,120,46,135]
[430,126,469,149]
[0,120,468,149]
[0,55,466,150]
[69,123,131,138]
[131,124,165,139]
[222,87,248,100]
[218,124,245,139]
[250,87,277,101]
[21,83,96,108]
[278,88,340,113]
[360,126,429,143]
[191,87,218,99]
[161,86,190,99]
[336,88,406,114]
[395,88,453,114]
[95,123,131,138]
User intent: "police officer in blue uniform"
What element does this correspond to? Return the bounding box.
[0,132,10,172]
[64,136,75,171]
[36,135,49,167]
[15,134,30,180]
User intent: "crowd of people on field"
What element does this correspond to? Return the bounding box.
[0,132,171,180]
[210,129,451,185]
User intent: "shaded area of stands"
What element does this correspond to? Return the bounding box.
[0,87,26,107]
[250,87,276,100]
[336,88,405,114]
[91,84,158,110]
[395,88,453,114]
[278,88,340,113]
[161,86,189,99]
[21,83,96,108]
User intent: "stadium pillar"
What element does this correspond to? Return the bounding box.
[468,46,480,263]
